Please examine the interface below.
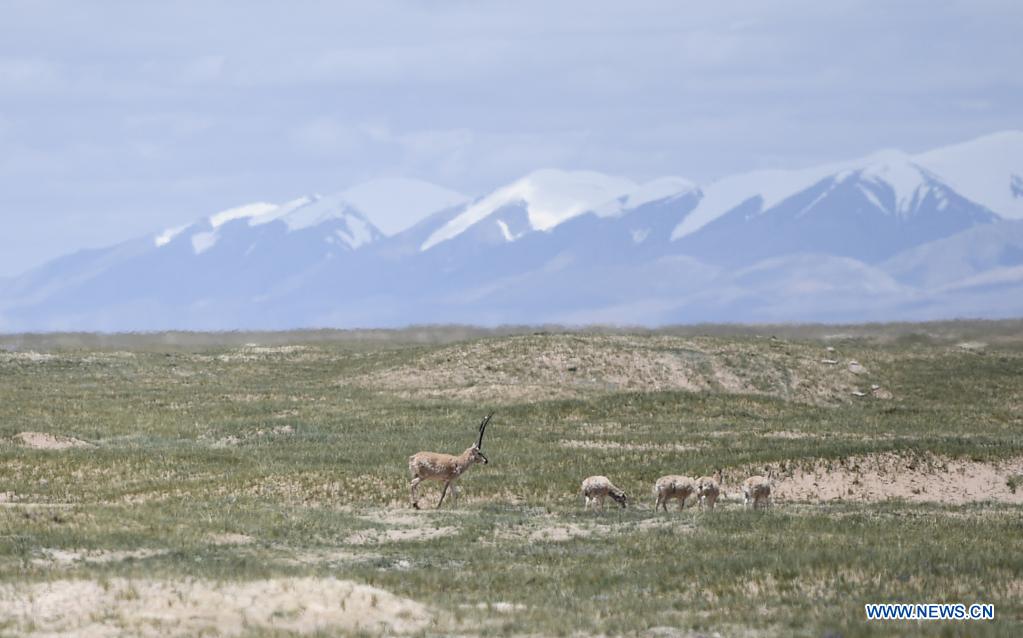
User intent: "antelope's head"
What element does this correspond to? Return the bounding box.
[468,411,493,465]
[610,488,628,508]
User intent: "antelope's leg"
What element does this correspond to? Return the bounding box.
[410,477,422,509]
[437,481,451,508]
[450,482,460,504]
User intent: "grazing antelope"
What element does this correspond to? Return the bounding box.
[653,475,697,511]
[695,469,722,510]
[581,475,628,511]
[408,412,492,510]
[742,474,772,509]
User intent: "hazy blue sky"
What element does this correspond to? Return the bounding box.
[1,0,1021,276]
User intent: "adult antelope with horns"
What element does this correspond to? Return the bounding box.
[408,412,493,509]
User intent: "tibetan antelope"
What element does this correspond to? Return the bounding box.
[408,412,492,510]
[742,474,772,509]
[653,475,697,511]
[695,469,722,510]
[581,475,628,511]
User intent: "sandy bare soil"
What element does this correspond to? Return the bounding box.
[489,512,687,544]
[0,351,55,363]
[761,454,1023,505]
[559,439,702,452]
[344,525,458,545]
[30,548,169,568]
[11,432,94,450]
[206,532,255,546]
[348,334,869,404]
[0,577,434,637]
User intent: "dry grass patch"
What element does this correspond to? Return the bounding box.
[0,351,55,363]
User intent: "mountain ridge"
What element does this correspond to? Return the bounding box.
[2,131,1021,331]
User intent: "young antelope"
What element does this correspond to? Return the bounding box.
[653,475,697,511]
[581,475,628,511]
[742,475,772,509]
[695,469,722,510]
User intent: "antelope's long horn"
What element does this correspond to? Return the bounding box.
[476,411,493,449]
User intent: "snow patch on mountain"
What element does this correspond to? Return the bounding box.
[916,130,1023,220]
[263,195,360,232]
[191,231,218,255]
[421,169,637,251]
[860,151,926,214]
[210,202,280,228]
[248,196,316,227]
[589,176,698,216]
[152,176,467,253]
[671,162,844,240]
[624,176,697,209]
[153,194,384,256]
[154,224,189,247]
[671,142,993,241]
[339,178,469,235]
[334,213,376,249]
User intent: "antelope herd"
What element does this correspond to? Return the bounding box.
[409,413,774,512]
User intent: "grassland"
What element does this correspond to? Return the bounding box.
[1,322,1022,636]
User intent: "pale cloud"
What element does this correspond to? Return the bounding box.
[122,113,214,138]
[290,118,359,155]
[0,57,62,93]
[181,55,227,84]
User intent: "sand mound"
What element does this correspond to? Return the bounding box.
[12,432,93,450]
[350,334,865,404]
[206,533,254,546]
[770,454,1023,504]
[0,577,433,636]
[31,548,168,568]
[344,526,457,545]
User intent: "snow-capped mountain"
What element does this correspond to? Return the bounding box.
[1,131,1021,332]
[670,149,999,266]
[423,170,630,250]
[155,194,383,256]
[914,131,1023,220]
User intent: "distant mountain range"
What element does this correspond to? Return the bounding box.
[2,131,1022,331]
